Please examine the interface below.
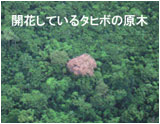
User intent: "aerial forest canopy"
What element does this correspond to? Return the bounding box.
[1,1,159,123]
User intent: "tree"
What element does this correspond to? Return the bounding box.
[67,53,97,76]
[18,109,35,123]
[20,90,47,113]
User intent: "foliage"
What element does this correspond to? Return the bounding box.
[1,1,159,123]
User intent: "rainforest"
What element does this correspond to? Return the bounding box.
[1,1,159,123]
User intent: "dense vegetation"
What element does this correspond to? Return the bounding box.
[1,1,159,123]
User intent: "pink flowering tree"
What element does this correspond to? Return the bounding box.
[67,53,97,76]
